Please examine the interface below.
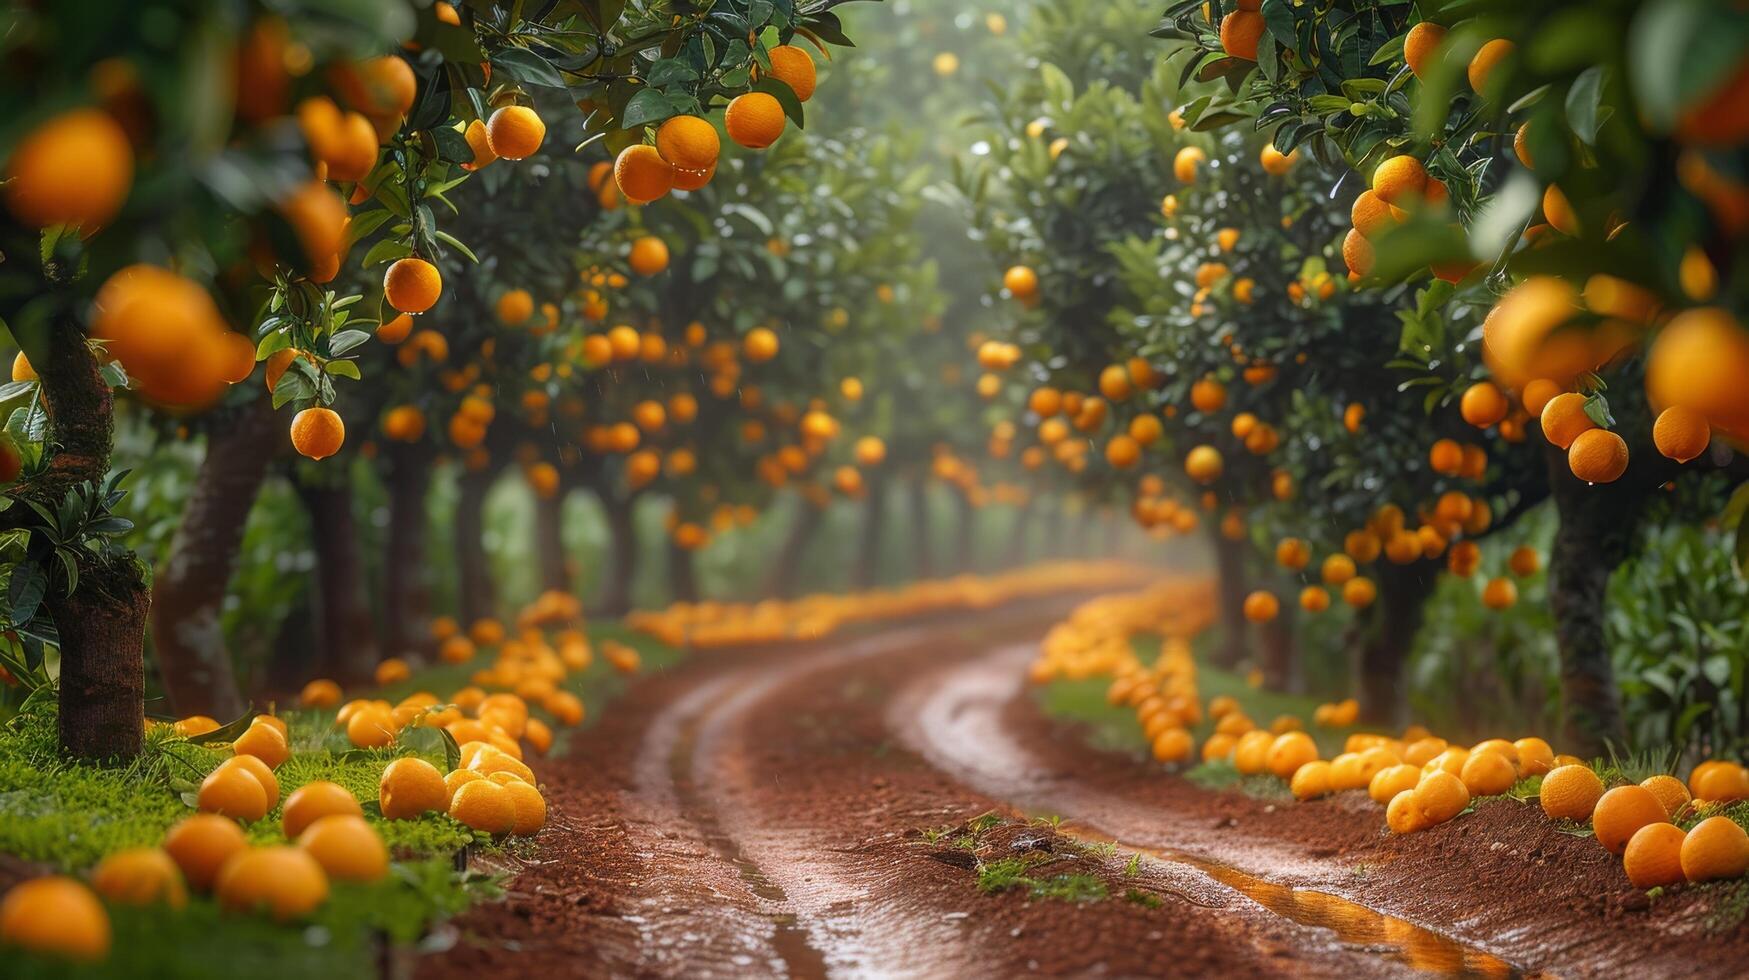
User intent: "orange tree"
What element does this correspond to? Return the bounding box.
[0,0,871,758]
[1152,0,1749,753]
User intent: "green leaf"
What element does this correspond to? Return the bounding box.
[360,238,415,268]
[752,77,805,126]
[325,360,362,380]
[328,329,372,357]
[433,230,479,264]
[491,47,568,89]
[7,562,45,625]
[621,87,678,128]
[1564,65,1608,145]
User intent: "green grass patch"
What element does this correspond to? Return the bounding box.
[974,857,1108,903]
[1184,760,1294,802]
[1,618,685,977]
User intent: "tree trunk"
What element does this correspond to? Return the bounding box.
[853,470,889,590]
[454,466,495,627]
[1545,443,1646,757]
[295,477,378,685]
[1356,564,1438,727]
[1260,600,1299,693]
[953,492,975,573]
[382,443,434,659]
[1006,496,1035,569]
[668,537,699,604]
[909,476,934,579]
[765,499,823,598]
[12,311,146,758]
[596,492,638,616]
[534,489,569,595]
[151,395,280,719]
[1209,530,1249,670]
[52,559,151,760]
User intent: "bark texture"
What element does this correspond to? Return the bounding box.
[1210,530,1249,670]
[534,488,570,594]
[52,559,151,760]
[296,477,378,684]
[383,443,435,658]
[1356,564,1438,727]
[454,466,496,626]
[668,537,699,604]
[854,471,889,590]
[597,492,638,616]
[151,395,279,718]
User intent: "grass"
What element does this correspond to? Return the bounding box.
[974,856,1109,903]
[0,619,685,977]
[1183,759,1294,802]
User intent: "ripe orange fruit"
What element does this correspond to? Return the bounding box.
[0,876,111,961]
[214,846,330,921]
[220,754,280,809]
[486,105,545,160]
[724,92,786,149]
[1623,822,1687,889]
[1173,146,1205,183]
[345,705,396,748]
[1507,546,1540,577]
[1459,750,1517,796]
[461,118,495,170]
[744,326,780,362]
[1265,731,1317,779]
[1467,38,1514,95]
[1403,22,1446,79]
[1646,307,1749,441]
[1480,577,1517,610]
[1190,377,1227,413]
[1567,428,1628,484]
[1680,816,1749,882]
[233,720,290,769]
[614,144,673,204]
[91,848,187,908]
[1652,406,1710,463]
[1539,764,1604,821]
[4,108,134,230]
[297,814,388,882]
[1242,590,1280,624]
[1290,760,1333,800]
[381,757,450,819]
[1184,445,1222,484]
[1342,576,1377,608]
[1692,761,1749,801]
[1592,785,1670,855]
[1003,265,1039,299]
[1460,381,1508,427]
[1415,769,1472,824]
[1387,789,1427,833]
[1537,391,1595,449]
[291,407,346,460]
[163,814,249,892]
[1219,11,1264,60]
[496,288,534,325]
[1639,774,1691,818]
[1259,144,1298,175]
[1369,763,1421,804]
[329,56,416,118]
[766,45,817,102]
[281,781,363,839]
[1542,183,1579,236]
[655,115,721,171]
[198,763,268,822]
[450,778,517,834]
[1513,737,1554,775]
[501,778,549,835]
[383,257,442,313]
[629,235,670,276]
[1105,434,1141,469]
[1298,585,1330,613]
[1371,155,1427,206]
[1341,228,1375,277]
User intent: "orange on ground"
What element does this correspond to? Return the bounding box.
[214,846,330,921]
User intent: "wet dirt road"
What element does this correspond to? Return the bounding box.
[421,602,1742,979]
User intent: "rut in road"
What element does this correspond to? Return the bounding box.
[424,607,1454,978]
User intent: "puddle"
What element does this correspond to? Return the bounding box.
[1063,825,1517,978]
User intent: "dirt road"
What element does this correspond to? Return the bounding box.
[422,603,1746,979]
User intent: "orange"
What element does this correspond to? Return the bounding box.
[1173,146,1204,183]
[1639,774,1691,818]
[220,754,280,809]
[469,747,535,784]
[1539,764,1604,821]
[766,45,817,102]
[629,235,670,276]
[655,115,721,170]
[4,108,134,230]
[1369,763,1421,804]
[1190,377,1227,413]
[1219,11,1264,60]
[1513,737,1554,775]
[381,757,451,819]
[1322,553,1357,585]
[1567,428,1628,484]
[1003,265,1039,299]
[1537,392,1595,449]
[1403,22,1445,79]
[1371,155,1427,206]
[1386,789,1427,833]
[486,105,545,160]
[1647,308,1749,439]
[1290,760,1334,800]
[198,763,268,821]
[450,779,516,834]
[0,876,111,961]
[383,257,442,313]
[329,56,416,118]
[10,351,35,382]
[1105,434,1140,469]
[1259,144,1297,175]
[1414,769,1471,824]
[163,814,249,892]
[1542,184,1579,236]
[233,721,290,769]
[724,92,786,149]
[214,846,329,921]
[614,143,673,204]
[461,118,496,170]
[291,407,346,460]
[744,326,780,362]
[1680,816,1749,882]
[1480,577,1517,610]
[1341,228,1374,277]
[297,814,388,882]
[1265,732,1317,779]
[345,705,396,748]
[1692,761,1749,802]
[1468,39,1514,96]
[1243,590,1279,623]
[1591,785,1670,855]
[1507,547,1541,577]
[502,779,549,835]
[496,288,534,325]
[1184,445,1222,484]
[1342,576,1377,608]
[90,848,187,908]
[1350,190,1393,238]
[1460,381,1508,427]
[1299,585,1330,613]
[281,781,363,838]
[1623,822,1686,889]
[1652,406,1709,463]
